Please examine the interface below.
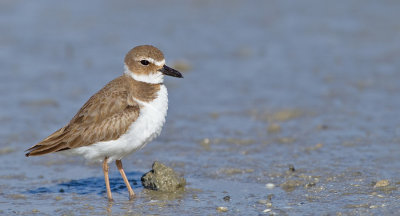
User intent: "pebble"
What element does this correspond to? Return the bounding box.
[223,195,230,202]
[280,180,304,192]
[141,161,186,192]
[199,138,211,150]
[305,182,316,188]
[201,138,210,144]
[374,180,389,188]
[263,209,271,213]
[258,200,268,204]
[265,183,275,189]
[216,206,228,212]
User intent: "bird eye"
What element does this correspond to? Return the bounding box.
[140,60,150,65]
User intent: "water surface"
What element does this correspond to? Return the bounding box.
[1,0,400,215]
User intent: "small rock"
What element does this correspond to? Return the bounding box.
[258,199,268,204]
[192,194,199,201]
[305,182,316,188]
[374,180,390,188]
[199,138,211,151]
[223,195,230,202]
[263,208,271,213]
[280,180,304,192]
[32,209,40,213]
[288,164,295,172]
[265,183,275,189]
[216,206,228,212]
[141,161,186,192]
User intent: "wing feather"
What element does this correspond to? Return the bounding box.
[25,76,140,156]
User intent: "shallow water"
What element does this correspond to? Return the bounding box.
[1,0,400,215]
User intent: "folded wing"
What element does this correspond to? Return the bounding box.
[26,76,140,156]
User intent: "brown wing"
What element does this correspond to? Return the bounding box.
[25,76,140,156]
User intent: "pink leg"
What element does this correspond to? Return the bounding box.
[116,160,135,200]
[103,157,113,201]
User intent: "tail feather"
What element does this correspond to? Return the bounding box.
[25,142,68,157]
[25,127,69,157]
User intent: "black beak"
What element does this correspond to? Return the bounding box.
[158,65,183,78]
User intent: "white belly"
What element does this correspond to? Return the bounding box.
[66,85,168,163]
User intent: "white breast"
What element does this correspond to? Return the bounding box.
[67,85,168,163]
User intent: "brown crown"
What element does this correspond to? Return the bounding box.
[124,45,165,75]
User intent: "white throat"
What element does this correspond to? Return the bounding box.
[124,64,164,84]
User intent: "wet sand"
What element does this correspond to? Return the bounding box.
[1,0,400,215]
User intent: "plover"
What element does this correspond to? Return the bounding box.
[25,45,183,201]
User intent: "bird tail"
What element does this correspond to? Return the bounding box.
[25,127,70,157]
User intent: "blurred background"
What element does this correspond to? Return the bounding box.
[1,0,400,215]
